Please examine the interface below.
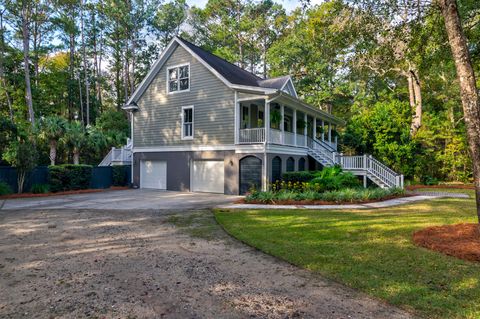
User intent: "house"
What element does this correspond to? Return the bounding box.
[122,36,403,195]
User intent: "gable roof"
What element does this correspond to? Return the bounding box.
[124,36,297,107]
[177,37,263,87]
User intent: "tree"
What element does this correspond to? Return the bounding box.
[438,0,480,222]
[3,140,38,193]
[38,115,67,165]
[62,120,86,164]
[152,0,188,49]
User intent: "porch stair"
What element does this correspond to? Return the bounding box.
[99,138,133,166]
[308,138,404,189]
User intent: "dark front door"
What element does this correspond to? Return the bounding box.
[239,156,262,195]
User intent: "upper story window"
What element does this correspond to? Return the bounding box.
[182,106,194,140]
[167,63,190,93]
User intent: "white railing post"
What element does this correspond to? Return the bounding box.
[304,113,308,147]
[363,154,367,171]
[265,100,270,144]
[280,104,285,145]
[321,120,325,141]
[293,109,297,146]
[313,116,317,141]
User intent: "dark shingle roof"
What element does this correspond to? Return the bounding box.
[177,37,292,91]
[257,76,291,90]
[177,37,263,87]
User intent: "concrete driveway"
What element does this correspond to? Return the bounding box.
[0,189,240,211]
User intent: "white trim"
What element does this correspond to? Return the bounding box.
[126,39,178,106]
[167,63,190,94]
[280,76,298,98]
[234,91,239,144]
[132,143,307,156]
[181,105,194,140]
[266,143,308,156]
[133,144,267,153]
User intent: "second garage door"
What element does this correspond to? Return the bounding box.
[192,160,224,193]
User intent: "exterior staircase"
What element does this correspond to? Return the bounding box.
[307,138,404,189]
[99,138,133,166]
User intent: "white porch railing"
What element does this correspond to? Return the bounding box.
[269,129,282,144]
[239,128,265,144]
[284,131,295,145]
[334,154,403,188]
[99,138,132,166]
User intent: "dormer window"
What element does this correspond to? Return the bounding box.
[167,63,190,93]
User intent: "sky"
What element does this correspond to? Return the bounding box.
[185,0,325,12]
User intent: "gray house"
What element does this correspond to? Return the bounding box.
[123,37,403,195]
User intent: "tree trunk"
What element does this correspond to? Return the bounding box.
[49,140,57,166]
[439,0,480,223]
[0,10,13,123]
[73,150,80,165]
[80,0,90,126]
[17,171,26,194]
[68,32,75,120]
[22,3,34,126]
[408,69,422,135]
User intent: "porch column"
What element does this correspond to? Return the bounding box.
[328,122,332,143]
[234,92,239,144]
[321,120,325,141]
[280,104,285,144]
[293,109,297,146]
[265,100,270,144]
[304,113,307,147]
[313,116,317,141]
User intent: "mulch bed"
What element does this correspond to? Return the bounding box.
[0,186,129,199]
[413,223,480,262]
[240,194,413,206]
[407,184,475,190]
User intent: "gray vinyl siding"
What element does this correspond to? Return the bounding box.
[133,44,235,147]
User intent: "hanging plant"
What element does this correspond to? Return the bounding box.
[297,119,306,131]
[270,110,282,127]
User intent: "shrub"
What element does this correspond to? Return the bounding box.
[281,171,316,183]
[31,183,50,194]
[0,181,12,195]
[112,165,129,186]
[310,165,361,191]
[48,164,92,192]
[245,187,405,204]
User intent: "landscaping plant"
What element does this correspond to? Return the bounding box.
[0,181,12,195]
[30,183,50,194]
[2,141,38,193]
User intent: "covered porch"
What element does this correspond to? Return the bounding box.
[235,94,339,150]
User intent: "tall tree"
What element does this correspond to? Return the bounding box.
[438,0,480,222]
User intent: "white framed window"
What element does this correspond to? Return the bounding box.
[167,63,190,94]
[181,105,194,140]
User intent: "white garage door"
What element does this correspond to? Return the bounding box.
[140,160,167,189]
[192,160,224,193]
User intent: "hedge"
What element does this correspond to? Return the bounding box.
[48,164,93,192]
[112,165,129,186]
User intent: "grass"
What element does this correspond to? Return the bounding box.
[215,197,480,319]
[166,211,225,241]
[414,187,476,198]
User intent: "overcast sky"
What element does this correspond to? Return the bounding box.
[185,0,325,12]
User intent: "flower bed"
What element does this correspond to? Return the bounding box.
[244,187,406,205]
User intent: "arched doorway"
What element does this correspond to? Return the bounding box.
[286,157,295,172]
[271,156,282,183]
[239,156,262,195]
[299,158,306,171]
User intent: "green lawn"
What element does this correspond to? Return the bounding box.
[413,187,476,198]
[215,197,480,319]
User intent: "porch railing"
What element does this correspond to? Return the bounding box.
[239,128,265,144]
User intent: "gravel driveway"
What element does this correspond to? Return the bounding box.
[0,209,413,319]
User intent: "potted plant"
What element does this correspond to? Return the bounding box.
[270,110,282,129]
